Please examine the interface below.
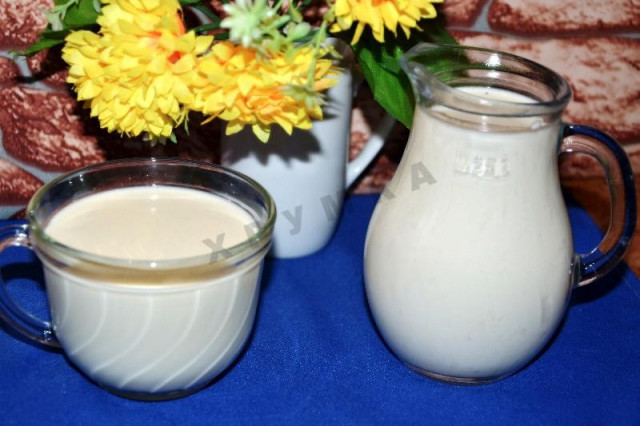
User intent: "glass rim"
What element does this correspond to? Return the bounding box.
[401,43,572,117]
[27,157,276,271]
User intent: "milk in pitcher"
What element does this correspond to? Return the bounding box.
[365,86,574,381]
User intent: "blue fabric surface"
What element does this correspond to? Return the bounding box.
[1,194,639,425]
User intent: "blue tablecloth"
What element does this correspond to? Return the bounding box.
[1,194,639,424]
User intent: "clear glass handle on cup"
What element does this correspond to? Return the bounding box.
[561,124,637,286]
[0,224,60,347]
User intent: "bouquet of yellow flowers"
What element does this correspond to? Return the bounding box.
[26,0,452,143]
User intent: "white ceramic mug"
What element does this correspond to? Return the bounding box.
[0,158,275,400]
[221,39,395,258]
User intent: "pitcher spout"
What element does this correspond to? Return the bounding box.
[400,43,571,121]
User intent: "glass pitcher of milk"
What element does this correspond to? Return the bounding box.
[364,43,636,384]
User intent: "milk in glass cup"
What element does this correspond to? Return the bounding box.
[0,158,275,400]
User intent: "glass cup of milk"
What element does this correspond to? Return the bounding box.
[0,158,275,400]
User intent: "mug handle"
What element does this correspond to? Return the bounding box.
[0,224,60,347]
[560,124,637,287]
[346,113,396,188]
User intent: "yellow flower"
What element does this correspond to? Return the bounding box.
[62,0,212,139]
[98,0,183,33]
[190,41,340,142]
[331,0,443,44]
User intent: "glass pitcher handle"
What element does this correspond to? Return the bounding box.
[560,124,637,286]
[0,224,60,347]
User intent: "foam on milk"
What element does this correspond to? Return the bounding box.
[45,186,255,261]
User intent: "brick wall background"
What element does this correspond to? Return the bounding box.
[1,0,639,268]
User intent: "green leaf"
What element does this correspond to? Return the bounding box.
[189,3,221,23]
[18,29,69,56]
[351,15,456,128]
[353,40,414,128]
[60,0,100,28]
[21,38,66,56]
[191,22,222,34]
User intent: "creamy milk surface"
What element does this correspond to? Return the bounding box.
[365,86,574,380]
[39,185,264,395]
[45,185,255,260]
